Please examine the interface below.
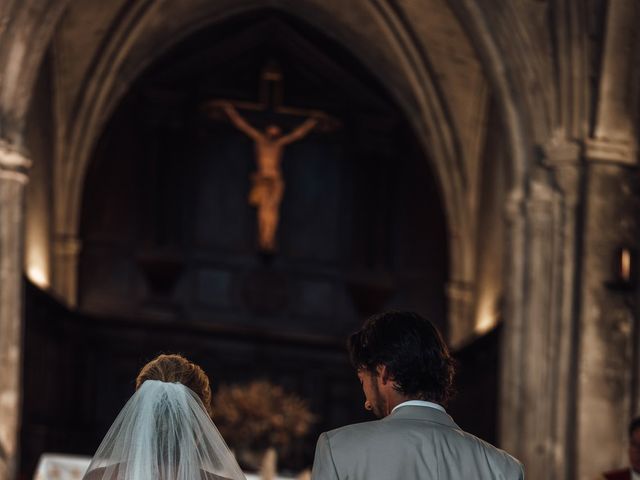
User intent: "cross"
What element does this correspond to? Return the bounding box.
[201,62,339,253]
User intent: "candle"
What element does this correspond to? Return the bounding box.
[621,248,631,282]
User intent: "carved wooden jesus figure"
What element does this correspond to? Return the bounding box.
[220,103,320,252]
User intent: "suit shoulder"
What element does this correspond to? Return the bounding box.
[460,432,523,474]
[322,419,388,443]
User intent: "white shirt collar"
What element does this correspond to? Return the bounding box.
[632,469,640,480]
[391,400,446,414]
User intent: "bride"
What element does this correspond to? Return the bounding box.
[83,354,246,480]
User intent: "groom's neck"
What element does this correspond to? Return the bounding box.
[384,392,415,416]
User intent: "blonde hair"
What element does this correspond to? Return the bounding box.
[136,354,212,415]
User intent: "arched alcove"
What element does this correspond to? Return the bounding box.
[50,0,482,346]
[79,9,449,330]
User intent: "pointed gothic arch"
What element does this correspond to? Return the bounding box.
[51,0,482,344]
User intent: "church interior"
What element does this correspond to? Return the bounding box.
[0,1,639,479]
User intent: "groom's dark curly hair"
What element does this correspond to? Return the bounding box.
[348,311,456,405]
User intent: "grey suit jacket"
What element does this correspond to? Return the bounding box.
[311,406,524,480]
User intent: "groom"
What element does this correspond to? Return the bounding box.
[311,311,524,480]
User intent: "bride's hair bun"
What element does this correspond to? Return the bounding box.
[136,353,213,415]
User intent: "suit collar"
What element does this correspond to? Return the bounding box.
[391,400,446,414]
[384,404,459,429]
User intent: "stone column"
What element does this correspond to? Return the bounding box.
[574,0,640,477]
[499,185,528,459]
[501,174,565,479]
[576,140,638,479]
[500,141,582,479]
[0,140,30,480]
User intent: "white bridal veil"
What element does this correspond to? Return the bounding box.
[83,380,247,480]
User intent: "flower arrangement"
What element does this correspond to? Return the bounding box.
[212,380,316,457]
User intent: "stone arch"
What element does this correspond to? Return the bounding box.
[53,0,481,340]
[1,4,562,320]
[0,0,70,144]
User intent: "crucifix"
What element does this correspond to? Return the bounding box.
[202,62,338,253]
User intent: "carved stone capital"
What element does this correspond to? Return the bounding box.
[586,138,637,166]
[53,235,82,256]
[536,138,582,206]
[51,235,82,307]
[447,280,475,303]
[0,140,31,183]
[541,138,581,166]
[446,280,476,348]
